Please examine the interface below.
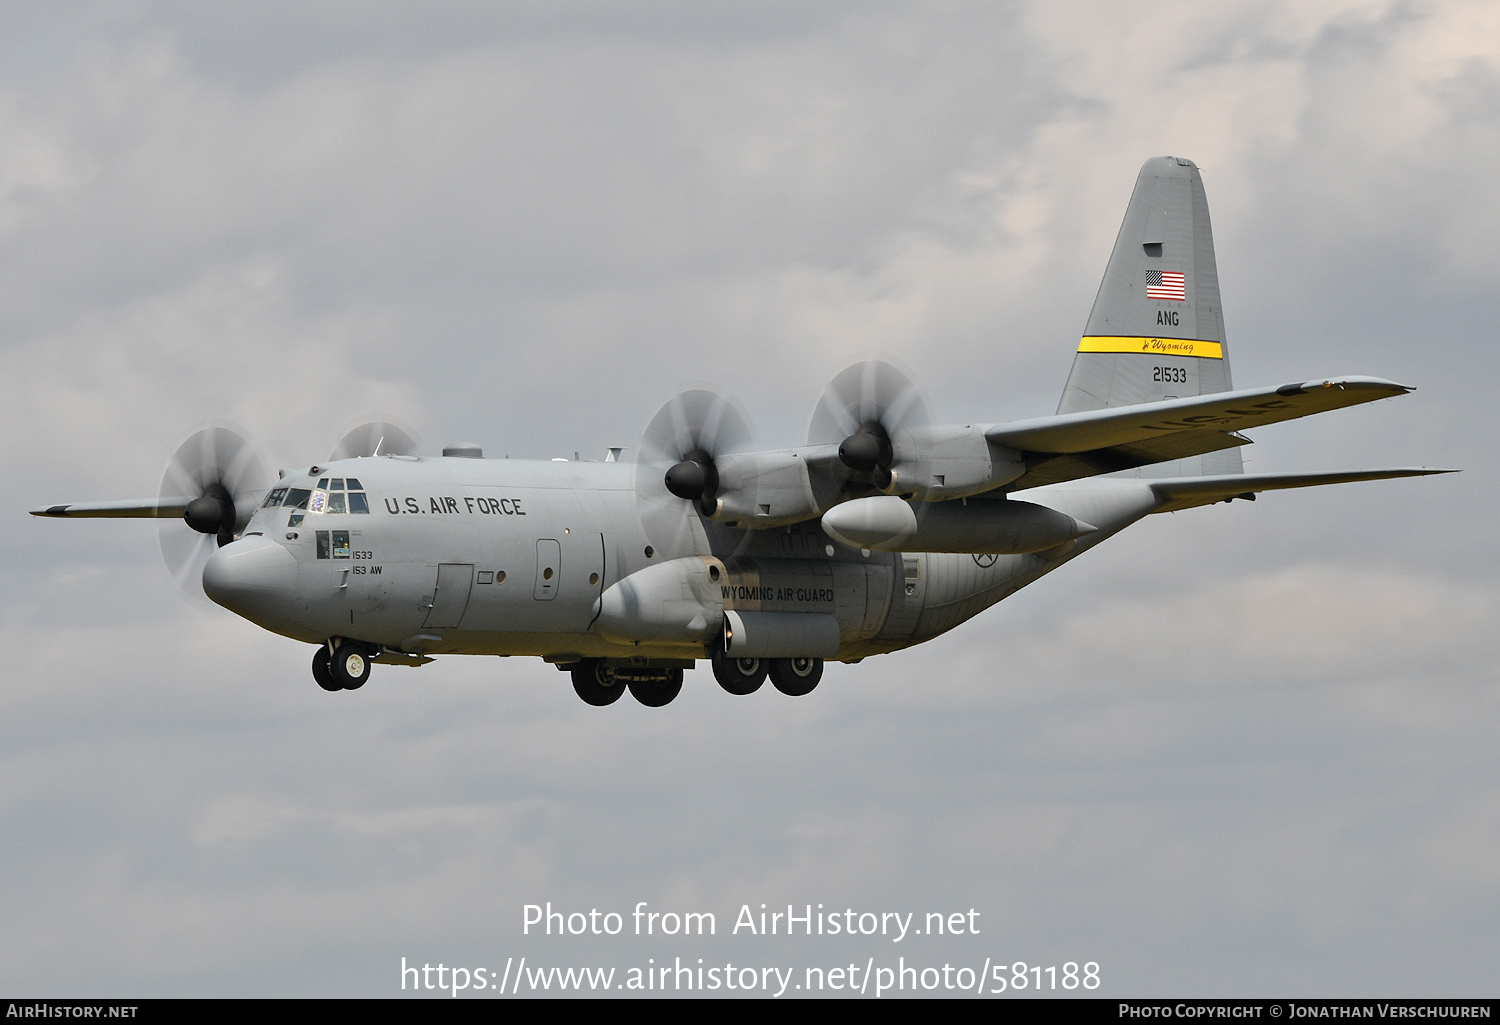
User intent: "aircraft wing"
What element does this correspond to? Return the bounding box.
[1146,468,1454,514]
[30,498,192,518]
[986,376,1413,490]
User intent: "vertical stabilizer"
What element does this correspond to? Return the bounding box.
[1057,156,1240,476]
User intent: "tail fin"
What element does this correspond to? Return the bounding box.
[1057,156,1240,476]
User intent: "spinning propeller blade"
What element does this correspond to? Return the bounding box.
[157,426,271,593]
[634,388,755,546]
[807,360,930,491]
[329,419,422,460]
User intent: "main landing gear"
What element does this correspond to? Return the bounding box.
[711,643,822,698]
[768,657,822,696]
[569,655,824,705]
[571,660,683,707]
[710,649,766,695]
[313,641,372,692]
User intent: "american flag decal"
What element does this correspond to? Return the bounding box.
[1146,269,1186,301]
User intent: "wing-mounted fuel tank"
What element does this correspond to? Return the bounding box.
[820,495,1095,554]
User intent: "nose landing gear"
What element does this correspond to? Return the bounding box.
[312,640,373,691]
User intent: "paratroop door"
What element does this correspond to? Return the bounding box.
[424,563,474,628]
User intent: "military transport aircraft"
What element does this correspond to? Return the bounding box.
[32,156,1447,707]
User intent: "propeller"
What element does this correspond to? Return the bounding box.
[157,425,271,592]
[807,360,930,492]
[329,419,422,460]
[635,388,755,546]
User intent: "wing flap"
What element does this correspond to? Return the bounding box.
[990,376,1410,454]
[1148,468,1454,513]
[1013,429,1252,490]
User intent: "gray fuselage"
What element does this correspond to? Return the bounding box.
[214,453,1159,664]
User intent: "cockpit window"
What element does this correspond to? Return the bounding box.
[261,487,289,509]
[303,483,369,515]
[317,478,329,490]
[285,489,311,510]
[345,478,363,490]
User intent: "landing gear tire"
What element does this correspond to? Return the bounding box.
[331,643,371,690]
[769,657,822,696]
[711,650,766,695]
[312,646,340,692]
[572,660,626,706]
[629,668,683,707]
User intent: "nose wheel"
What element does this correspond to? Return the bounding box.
[312,642,373,691]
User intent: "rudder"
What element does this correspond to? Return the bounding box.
[1057,156,1240,476]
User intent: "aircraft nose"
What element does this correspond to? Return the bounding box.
[202,534,298,620]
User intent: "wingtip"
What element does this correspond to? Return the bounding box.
[30,505,70,517]
[1290,376,1415,394]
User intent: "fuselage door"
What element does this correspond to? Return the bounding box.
[424,563,475,629]
[534,539,561,601]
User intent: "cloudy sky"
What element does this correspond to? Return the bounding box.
[2,0,1496,997]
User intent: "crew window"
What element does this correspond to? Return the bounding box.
[261,487,288,509]
[345,478,363,490]
[316,531,330,559]
[317,478,329,490]
[285,489,311,509]
[330,479,345,490]
[331,530,351,558]
[305,485,370,514]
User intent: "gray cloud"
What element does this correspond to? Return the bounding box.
[1,0,1495,997]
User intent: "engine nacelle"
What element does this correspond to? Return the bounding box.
[593,557,725,645]
[708,450,822,528]
[882,425,1025,501]
[821,495,1095,554]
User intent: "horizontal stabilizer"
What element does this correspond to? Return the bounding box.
[29,498,192,518]
[988,376,1412,490]
[1148,468,1454,514]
